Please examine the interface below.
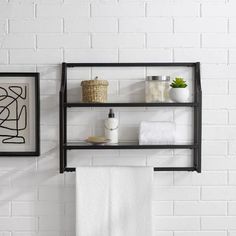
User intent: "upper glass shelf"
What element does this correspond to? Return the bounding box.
[65,102,197,107]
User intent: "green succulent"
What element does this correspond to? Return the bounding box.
[170,77,187,88]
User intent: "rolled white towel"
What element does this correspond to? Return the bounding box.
[139,121,175,145]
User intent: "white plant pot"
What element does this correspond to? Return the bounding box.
[169,88,189,102]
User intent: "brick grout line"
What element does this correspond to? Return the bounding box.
[89,2,92,18]
[200,3,202,18]
[34,3,37,19]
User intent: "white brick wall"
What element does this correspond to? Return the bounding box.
[0,0,236,235]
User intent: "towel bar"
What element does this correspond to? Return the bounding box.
[65,167,195,172]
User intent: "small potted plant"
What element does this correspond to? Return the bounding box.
[169,77,189,102]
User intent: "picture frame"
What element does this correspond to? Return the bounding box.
[0,72,40,156]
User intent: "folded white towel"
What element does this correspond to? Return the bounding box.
[76,167,153,236]
[139,121,175,145]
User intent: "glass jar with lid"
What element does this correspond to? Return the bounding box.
[145,76,170,103]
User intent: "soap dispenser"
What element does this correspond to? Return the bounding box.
[105,109,118,144]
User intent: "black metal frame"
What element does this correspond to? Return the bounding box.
[0,72,40,156]
[59,62,202,173]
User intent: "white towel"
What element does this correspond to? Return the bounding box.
[139,121,175,145]
[76,167,153,236]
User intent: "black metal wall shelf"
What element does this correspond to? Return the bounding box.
[59,62,202,174]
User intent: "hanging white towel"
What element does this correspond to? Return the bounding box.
[76,167,153,236]
[139,121,175,145]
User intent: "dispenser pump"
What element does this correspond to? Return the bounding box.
[108,109,115,118]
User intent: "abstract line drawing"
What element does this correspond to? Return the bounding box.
[0,84,28,144]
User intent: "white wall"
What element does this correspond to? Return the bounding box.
[0,0,235,235]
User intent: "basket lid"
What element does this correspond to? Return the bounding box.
[81,79,109,86]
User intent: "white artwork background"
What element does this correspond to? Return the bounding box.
[0,83,30,145]
[0,76,36,152]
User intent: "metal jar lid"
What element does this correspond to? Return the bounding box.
[146,75,170,81]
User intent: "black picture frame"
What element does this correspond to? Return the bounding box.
[0,72,40,156]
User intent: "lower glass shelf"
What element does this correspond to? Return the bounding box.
[65,141,197,150]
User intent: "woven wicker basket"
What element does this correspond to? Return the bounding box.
[81,77,109,103]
